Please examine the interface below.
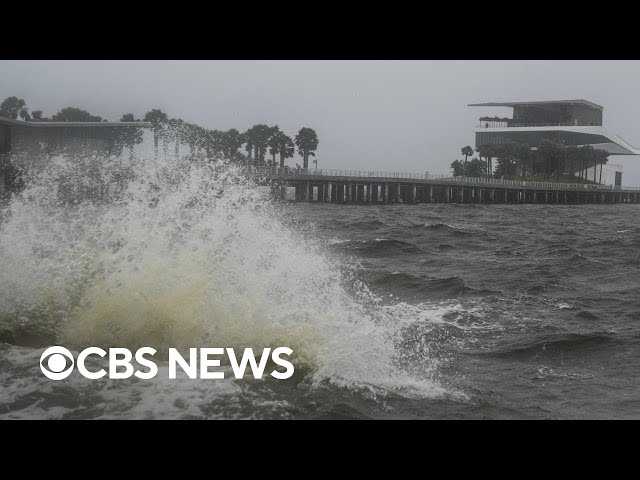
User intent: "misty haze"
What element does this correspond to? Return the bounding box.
[0,60,639,420]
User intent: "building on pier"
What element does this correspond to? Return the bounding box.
[0,116,151,195]
[468,99,635,185]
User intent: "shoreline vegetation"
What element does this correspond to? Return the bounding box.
[452,143,610,185]
[1,96,609,185]
[0,96,319,169]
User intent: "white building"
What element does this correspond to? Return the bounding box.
[468,99,636,186]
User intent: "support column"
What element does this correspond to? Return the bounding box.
[490,189,495,204]
[368,183,373,203]
[429,184,434,203]
[444,185,450,203]
[384,183,389,204]
[395,183,401,203]
[411,185,417,204]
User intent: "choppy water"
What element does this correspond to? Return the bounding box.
[1,150,639,419]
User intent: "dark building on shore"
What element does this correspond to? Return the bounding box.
[0,116,151,195]
[468,99,634,185]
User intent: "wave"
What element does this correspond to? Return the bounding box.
[330,238,427,257]
[487,332,618,359]
[0,148,449,400]
[366,272,496,298]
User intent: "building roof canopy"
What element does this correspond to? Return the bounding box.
[468,99,603,111]
[0,115,152,128]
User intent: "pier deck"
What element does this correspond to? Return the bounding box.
[251,167,640,204]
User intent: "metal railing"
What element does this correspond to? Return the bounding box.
[476,122,598,129]
[247,165,640,192]
[247,165,453,180]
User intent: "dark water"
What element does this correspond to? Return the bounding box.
[1,197,639,419]
[286,203,640,419]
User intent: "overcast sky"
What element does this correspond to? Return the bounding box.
[2,60,640,184]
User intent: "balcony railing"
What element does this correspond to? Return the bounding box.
[476,122,599,129]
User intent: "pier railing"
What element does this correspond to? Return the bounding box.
[247,165,640,192]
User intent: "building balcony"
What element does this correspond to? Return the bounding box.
[476,121,600,129]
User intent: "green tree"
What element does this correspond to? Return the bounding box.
[221,129,243,161]
[461,145,473,176]
[294,127,319,169]
[466,157,487,177]
[477,144,496,178]
[565,146,580,179]
[143,109,169,153]
[244,132,254,163]
[0,96,29,119]
[594,149,609,184]
[515,143,531,177]
[255,124,272,162]
[267,126,282,164]
[118,113,144,158]
[31,110,43,121]
[269,131,295,167]
[579,145,595,181]
[243,125,271,164]
[52,107,104,122]
[167,118,185,157]
[204,129,223,158]
[537,140,565,180]
[451,159,464,176]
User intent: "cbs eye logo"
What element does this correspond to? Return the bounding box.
[40,346,75,380]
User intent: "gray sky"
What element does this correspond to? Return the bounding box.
[2,60,640,184]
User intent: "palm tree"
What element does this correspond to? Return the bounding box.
[221,129,243,161]
[268,126,282,164]
[269,131,295,168]
[461,145,473,176]
[244,133,254,163]
[244,125,272,164]
[579,145,595,182]
[477,144,495,178]
[294,127,319,170]
[595,149,608,184]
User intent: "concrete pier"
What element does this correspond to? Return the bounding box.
[250,167,640,206]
